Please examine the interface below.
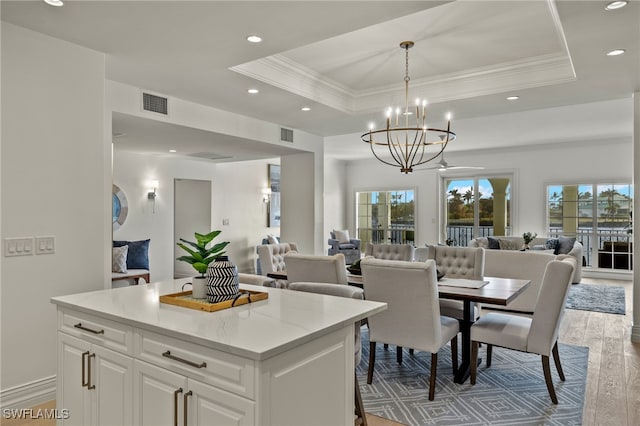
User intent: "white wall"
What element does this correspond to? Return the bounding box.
[1,23,106,401]
[324,157,348,242]
[113,151,280,279]
[342,139,632,246]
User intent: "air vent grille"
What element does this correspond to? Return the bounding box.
[188,152,232,161]
[280,128,294,143]
[142,93,168,115]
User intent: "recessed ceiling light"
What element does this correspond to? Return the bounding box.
[169,149,177,153]
[506,96,520,101]
[247,88,259,94]
[301,107,311,111]
[44,0,64,6]
[606,49,626,56]
[246,35,262,43]
[605,1,627,10]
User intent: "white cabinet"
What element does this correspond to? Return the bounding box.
[134,360,254,426]
[57,332,133,426]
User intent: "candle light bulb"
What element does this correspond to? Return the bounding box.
[369,122,375,130]
[446,112,452,121]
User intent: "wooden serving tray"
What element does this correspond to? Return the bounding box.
[160,289,268,312]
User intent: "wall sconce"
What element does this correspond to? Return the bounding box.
[262,187,271,204]
[147,180,159,213]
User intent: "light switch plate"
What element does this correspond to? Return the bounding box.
[35,236,55,255]
[4,237,34,257]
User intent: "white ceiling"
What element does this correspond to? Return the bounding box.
[2,0,638,161]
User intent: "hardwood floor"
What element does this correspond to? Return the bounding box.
[6,277,636,426]
[558,277,639,426]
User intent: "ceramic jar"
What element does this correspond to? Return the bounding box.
[206,256,239,303]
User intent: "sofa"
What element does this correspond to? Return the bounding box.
[468,236,582,283]
[328,231,361,265]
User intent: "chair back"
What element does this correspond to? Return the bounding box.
[360,258,443,353]
[527,258,576,356]
[482,250,556,313]
[426,245,485,280]
[256,243,297,275]
[287,282,364,364]
[284,253,348,285]
[364,243,415,261]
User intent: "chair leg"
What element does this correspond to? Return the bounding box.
[451,336,458,375]
[542,355,559,404]
[552,342,566,381]
[470,341,478,385]
[367,342,376,384]
[486,344,493,368]
[354,372,367,426]
[396,346,403,364]
[428,353,438,401]
[409,348,414,355]
[383,343,389,350]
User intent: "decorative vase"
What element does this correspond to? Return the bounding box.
[191,276,207,299]
[523,243,530,250]
[206,256,239,303]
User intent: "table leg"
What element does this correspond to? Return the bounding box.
[454,300,480,384]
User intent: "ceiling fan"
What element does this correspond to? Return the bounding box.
[417,153,485,171]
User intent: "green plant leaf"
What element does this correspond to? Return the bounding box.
[192,262,208,274]
[179,239,204,252]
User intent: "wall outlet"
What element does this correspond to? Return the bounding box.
[4,237,34,257]
[222,218,230,226]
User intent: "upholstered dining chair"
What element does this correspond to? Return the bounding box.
[288,282,368,425]
[470,258,576,404]
[284,252,349,286]
[417,245,485,321]
[364,243,415,261]
[256,243,298,288]
[360,258,459,401]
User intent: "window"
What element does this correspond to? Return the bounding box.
[547,183,633,270]
[443,175,512,246]
[356,190,415,248]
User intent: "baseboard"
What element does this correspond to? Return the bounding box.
[581,269,632,281]
[0,375,56,410]
[632,325,640,343]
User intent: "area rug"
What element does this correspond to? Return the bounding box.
[565,283,625,315]
[358,329,588,426]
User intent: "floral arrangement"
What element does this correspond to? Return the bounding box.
[522,232,538,244]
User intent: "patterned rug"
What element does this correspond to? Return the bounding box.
[565,284,625,315]
[358,329,588,426]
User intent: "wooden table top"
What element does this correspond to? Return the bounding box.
[436,276,530,305]
[270,272,529,306]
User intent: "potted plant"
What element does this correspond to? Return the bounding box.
[176,231,230,298]
[522,232,537,250]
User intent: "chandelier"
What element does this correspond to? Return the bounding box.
[362,41,456,174]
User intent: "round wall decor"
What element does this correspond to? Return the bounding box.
[112,184,128,231]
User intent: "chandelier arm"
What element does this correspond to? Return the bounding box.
[405,129,424,168]
[387,132,407,169]
[413,140,448,167]
[368,138,402,169]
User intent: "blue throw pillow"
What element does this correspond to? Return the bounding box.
[557,237,576,255]
[487,237,501,249]
[545,238,560,254]
[113,239,150,270]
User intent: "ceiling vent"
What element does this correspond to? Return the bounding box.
[142,92,168,115]
[187,152,232,161]
[280,128,294,143]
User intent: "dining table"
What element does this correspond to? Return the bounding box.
[268,270,530,384]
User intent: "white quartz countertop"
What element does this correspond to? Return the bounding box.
[51,279,386,361]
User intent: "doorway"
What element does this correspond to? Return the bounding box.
[174,179,212,278]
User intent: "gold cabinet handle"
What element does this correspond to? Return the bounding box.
[162,351,207,369]
[173,388,183,426]
[183,390,193,426]
[74,323,104,335]
[87,353,96,390]
[81,351,90,387]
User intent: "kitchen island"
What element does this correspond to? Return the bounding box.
[51,279,386,426]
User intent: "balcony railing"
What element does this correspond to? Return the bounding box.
[446,225,632,270]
